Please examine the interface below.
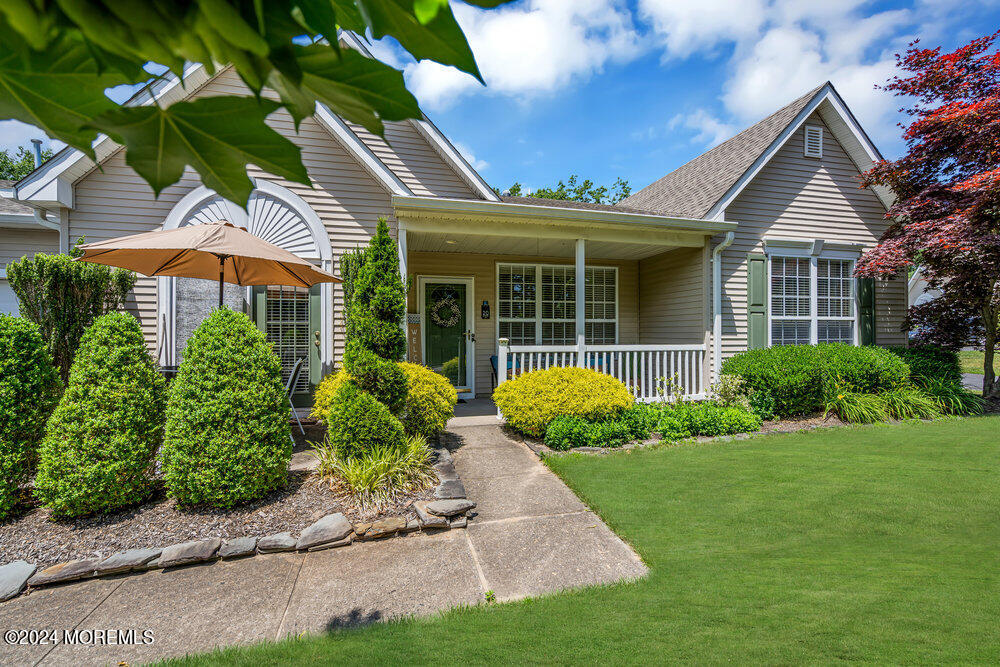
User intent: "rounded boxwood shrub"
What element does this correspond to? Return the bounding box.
[34,312,165,517]
[885,345,961,385]
[0,315,60,518]
[492,366,634,438]
[399,362,457,437]
[160,309,291,508]
[325,380,405,459]
[721,344,909,417]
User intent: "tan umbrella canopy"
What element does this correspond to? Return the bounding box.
[76,220,340,306]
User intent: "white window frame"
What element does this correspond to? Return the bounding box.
[764,243,860,347]
[495,261,619,346]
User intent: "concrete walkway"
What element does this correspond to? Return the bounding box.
[0,424,646,666]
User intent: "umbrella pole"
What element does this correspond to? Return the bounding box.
[218,255,224,308]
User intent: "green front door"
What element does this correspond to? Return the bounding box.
[253,284,321,407]
[424,281,469,391]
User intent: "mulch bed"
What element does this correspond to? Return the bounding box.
[1,467,433,570]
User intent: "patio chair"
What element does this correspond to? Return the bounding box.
[285,357,306,441]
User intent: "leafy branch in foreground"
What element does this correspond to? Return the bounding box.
[0,0,513,206]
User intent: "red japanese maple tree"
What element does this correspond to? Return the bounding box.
[858,31,1000,396]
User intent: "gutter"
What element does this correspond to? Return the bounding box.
[392,194,737,234]
[712,232,735,383]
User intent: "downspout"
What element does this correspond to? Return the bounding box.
[712,232,735,384]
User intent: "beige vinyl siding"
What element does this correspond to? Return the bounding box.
[70,66,397,361]
[346,120,479,199]
[717,111,906,358]
[405,251,639,396]
[638,245,708,346]
[0,229,59,266]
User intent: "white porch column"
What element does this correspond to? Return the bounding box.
[575,238,586,367]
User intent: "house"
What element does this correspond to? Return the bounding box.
[908,266,942,307]
[2,36,905,404]
[0,174,59,314]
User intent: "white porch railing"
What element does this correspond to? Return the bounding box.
[496,336,708,403]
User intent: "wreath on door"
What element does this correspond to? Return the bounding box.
[430,294,461,328]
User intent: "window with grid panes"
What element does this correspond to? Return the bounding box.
[770,256,812,345]
[497,264,537,345]
[769,255,857,346]
[585,267,617,344]
[817,258,854,343]
[498,263,617,345]
[264,285,311,392]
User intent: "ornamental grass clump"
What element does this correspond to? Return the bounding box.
[493,366,634,438]
[918,377,985,415]
[34,313,165,517]
[0,315,60,519]
[312,434,435,512]
[160,309,291,508]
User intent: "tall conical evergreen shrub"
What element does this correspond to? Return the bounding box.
[347,216,406,361]
[329,217,410,457]
[0,315,60,518]
[161,309,291,508]
[34,312,165,517]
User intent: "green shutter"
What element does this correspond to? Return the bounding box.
[858,277,876,346]
[747,253,767,349]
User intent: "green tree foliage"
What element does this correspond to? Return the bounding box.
[160,309,291,508]
[339,246,366,343]
[6,239,136,382]
[0,144,53,180]
[34,313,165,518]
[0,1,513,207]
[346,217,406,361]
[0,315,60,518]
[496,175,632,205]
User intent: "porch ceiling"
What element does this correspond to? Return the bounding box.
[407,230,682,260]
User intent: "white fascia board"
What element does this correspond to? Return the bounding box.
[708,83,894,220]
[15,62,210,208]
[338,31,499,202]
[393,194,736,234]
[312,104,412,196]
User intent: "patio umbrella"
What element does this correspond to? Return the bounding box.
[75,220,340,306]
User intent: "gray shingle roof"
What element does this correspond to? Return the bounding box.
[620,84,825,219]
[0,180,33,216]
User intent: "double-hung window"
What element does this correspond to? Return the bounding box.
[770,254,856,346]
[498,262,617,345]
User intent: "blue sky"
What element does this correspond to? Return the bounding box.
[2,0,998,196]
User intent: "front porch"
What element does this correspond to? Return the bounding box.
[394,196,732,400]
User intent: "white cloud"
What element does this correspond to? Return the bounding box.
[404,0,642,110]
[454,141,489,171]
[640,0,928,146]
[670,110,738,148]
[638,0,766,58]
[0,120,61,155]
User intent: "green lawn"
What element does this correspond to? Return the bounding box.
[172,418,1000,665]
[959,349,998,375]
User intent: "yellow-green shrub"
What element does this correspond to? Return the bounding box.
[492,367,634,437]
[311,370,350,422]
[399,362,457,437]
[312,363,457,438]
